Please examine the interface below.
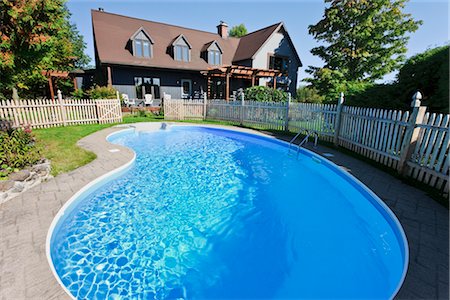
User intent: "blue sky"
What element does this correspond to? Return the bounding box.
[67,0,449,85]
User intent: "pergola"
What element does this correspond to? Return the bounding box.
[201,65,285,100]
[41,70,80,100]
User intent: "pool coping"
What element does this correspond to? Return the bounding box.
[45,122,409,300]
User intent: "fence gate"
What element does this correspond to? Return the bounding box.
[164,100,184,120]
[95,99,122,124]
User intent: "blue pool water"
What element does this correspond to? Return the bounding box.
[50,126,407,299]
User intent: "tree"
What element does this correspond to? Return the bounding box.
[0,0,90,98]
[343,46,449,113]
[307,0,421,100]
[229,24,248,38]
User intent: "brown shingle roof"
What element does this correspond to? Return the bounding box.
[232,23,282,62]
[92,10,240,71]
[92,10,300,70]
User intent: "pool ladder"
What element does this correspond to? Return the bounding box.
[288,129,318,157]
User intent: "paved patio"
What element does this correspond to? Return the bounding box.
[0,123,448,299]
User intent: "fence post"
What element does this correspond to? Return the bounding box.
[333,92,345,146]
[58,90,67,126]
[284,92,291,131]
[397,91,427,175]
[240,91,245,125]
[203,92,207,120]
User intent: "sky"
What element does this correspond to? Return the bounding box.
[67,0,449,85]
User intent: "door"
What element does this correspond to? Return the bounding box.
[181,79,192,99]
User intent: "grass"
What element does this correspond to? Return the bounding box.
[34,114,165,176]
[34,123,114,176]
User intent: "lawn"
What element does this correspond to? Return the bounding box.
[34,114,164,176]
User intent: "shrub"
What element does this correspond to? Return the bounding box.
[86,85,118,99]
[244,86,288,102]
[71,88,85,99]
[0,126,41,178]
[296,86,324,103]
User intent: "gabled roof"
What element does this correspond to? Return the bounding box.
[201,40,223,53]
[91,10,301,71]
[130,27,154,43]
[92,10,240,71]
[233,22,302,66]
[171,34,192,49]
[232,23,281,62]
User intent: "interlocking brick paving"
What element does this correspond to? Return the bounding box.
[0,123,447,299]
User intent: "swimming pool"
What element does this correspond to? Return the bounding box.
[48,124,408,299]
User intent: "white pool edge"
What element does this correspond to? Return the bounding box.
[45,123,409,300]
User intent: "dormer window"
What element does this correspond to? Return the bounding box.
[172,34,191,62]
[135,39,151,57]
[203,41,222,65]
[175,45,189,62]
[130,27,153,58]
[208,50,221,65]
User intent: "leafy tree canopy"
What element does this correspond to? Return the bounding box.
[0,0,90,98]
[307,0,421,100]
[229,24,248,38]
[344,45,449,113]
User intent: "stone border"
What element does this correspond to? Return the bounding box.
[0,160,52,205]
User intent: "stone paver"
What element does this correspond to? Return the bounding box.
[0,123,448,299]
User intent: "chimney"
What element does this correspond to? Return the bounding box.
[217,21,228,39]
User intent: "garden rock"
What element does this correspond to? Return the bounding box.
[12,182,25,193]
[1,160,52,204]
[9,170,31,182]
[0,180,14,192]
[32,162,51,176]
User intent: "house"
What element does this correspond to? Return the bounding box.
[92,9,302,100]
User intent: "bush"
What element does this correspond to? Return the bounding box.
[296,86,324,103]
[396,45,449,112]
[86,85,118,99]
[0,126,41,178]
[71,88,85,99]
[244,86,288,102]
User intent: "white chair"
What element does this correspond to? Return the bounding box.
[144,94,153,106]
[122,94,135,107]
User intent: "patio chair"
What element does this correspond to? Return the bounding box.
[122,94,135,107]
[144,94,153,106]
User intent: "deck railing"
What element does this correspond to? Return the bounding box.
[164,93,449,195]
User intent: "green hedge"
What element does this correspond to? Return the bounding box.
[244,86,288,102]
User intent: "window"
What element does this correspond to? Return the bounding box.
[208,50,221,65]
[175,45,190,62]
[269,55,289,72]
[134,38,151,58]
[134,77,160,99]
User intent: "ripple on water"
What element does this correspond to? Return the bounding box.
[51,129,255,299]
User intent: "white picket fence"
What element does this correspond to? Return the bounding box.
[164,95,449,195]
[0,93,122,129]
